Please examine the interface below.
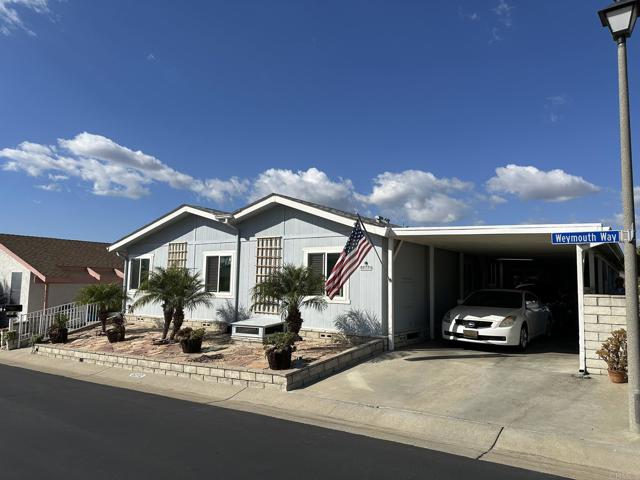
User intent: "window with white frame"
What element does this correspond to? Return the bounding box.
[129,257,151,290]
[203,252,233,295]
[255,237,282,314]
[167,242,188,268]
[306,249,347,301]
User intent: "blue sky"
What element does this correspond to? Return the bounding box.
[0,0,636,241]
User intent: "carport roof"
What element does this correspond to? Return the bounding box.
[392,223,623,264]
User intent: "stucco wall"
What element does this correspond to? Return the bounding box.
[0,250,32,310]
[583,294,627,375]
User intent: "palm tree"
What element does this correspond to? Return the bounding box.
[251,264,327,335]
[132,267,181,340]
[76,282,126,333]
[170,269,214,340]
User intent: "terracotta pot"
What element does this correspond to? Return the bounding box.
[608,369,628,384]
[266,348,292,370]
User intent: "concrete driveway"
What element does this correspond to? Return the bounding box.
[303,339,632,447]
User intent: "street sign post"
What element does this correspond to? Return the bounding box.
[551,231,622,245]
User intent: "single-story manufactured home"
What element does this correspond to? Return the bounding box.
[108,193,623,374]
[0,233,124,319]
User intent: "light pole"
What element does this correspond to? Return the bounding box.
[599,0,640,433]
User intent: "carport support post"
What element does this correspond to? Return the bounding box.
[576,245,587,374]
[387,237,395,351]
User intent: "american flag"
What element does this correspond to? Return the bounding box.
[325,220,373,299]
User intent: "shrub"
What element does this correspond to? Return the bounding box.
[5,330,17,342]
[596,329,627,373]
[216,300,250,324]
[334,309,382,337]
[29,334,44,346]
[52,313,69,329]
[176,327,205,341]
[263,332,298,354]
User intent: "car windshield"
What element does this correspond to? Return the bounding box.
[463,291,522,309]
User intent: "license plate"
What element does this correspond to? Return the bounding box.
[463,329,478,339]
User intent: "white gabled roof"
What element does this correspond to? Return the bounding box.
[108,205,229,252]
[232,194,391,237]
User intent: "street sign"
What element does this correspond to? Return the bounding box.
[551,231,622,245]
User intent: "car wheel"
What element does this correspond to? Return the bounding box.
[518,324,529,351]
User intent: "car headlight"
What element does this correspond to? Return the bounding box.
[499,315,516,327]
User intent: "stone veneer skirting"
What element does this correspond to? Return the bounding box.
[33,339,385,391]
[583,294,627,375]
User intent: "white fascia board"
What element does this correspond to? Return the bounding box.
[108,206,223,252]
[233,195,389,237]
[393,223,608,237]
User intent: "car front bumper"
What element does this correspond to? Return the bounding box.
[441,322,521,346]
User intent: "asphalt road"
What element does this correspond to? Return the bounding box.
[0,364,565,480]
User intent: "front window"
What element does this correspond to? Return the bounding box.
[204,254,232,294]
[463,291,522,309]
[307,251,344,299]
[130,258,150,290]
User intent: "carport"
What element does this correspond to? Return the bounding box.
[386,223,624,373]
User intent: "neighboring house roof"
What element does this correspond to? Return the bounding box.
[0,233,124,283]
[109,194,393,252]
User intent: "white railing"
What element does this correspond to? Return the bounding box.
[4,302,101,348]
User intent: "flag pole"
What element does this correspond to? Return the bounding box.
[357,214,386,267]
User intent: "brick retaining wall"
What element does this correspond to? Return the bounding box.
[583,294,627,375]
[34,338,384,391]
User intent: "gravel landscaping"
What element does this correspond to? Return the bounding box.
[54,319,350,370]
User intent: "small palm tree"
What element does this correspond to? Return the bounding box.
[132,267,181,340]
[76,282,125,333]
[251,264,327,335]
[170,269,214,340]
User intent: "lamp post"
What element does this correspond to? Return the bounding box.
[599,0,640,433]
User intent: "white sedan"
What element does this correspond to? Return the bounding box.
[441,289,552,350]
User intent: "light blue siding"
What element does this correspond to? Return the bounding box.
[123,205,387,333]
[393,242,428,335]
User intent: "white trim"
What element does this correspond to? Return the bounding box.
[202,250,236,299]
[233,195,389,237]
[387,237,395,351]
[393,223,607,237]
[302,246,350,304]
[127,254,154,294]
[429,245,435,340]
[109,206,225,252]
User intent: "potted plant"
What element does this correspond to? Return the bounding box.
[251,264,327,338]
[596,328,628,383]
[177,327,205,353]
[263,332,298,370]
[106,313,126,344]
[4,330,17,350]
[48,313,69,344]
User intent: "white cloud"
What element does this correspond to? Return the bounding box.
[493,0,514,27]
[486,164,601,202]
[250,168,356,211]
[2,133,482,225]
[357,170,473,224]
[545,94,567,123]
[0,0,49,36]
[1,132,248,202]
[146,53,155,61]
[35,182,60,191]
